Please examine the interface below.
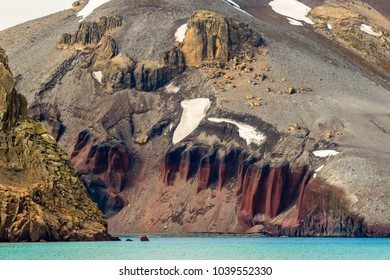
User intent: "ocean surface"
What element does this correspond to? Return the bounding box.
[1,237,390,260]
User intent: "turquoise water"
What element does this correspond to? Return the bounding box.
[0,237,389,260]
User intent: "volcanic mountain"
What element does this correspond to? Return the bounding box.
[0,0,389,237]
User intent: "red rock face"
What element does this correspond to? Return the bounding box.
[70,131,132,216]
[75,140,131,193]
[239,162,311,221]
[160,144,374,236]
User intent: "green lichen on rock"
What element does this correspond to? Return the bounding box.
[0,47,114,242]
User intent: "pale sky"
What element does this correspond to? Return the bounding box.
[0,0,74,31]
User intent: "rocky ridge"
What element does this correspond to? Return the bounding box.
[1,0,389,237]
[0,47,114,242]
[58,10,262,93]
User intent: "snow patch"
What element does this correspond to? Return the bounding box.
[175,24,188,43]
[223,0,253,17]
[313,164,324,179]
[269,0,314,25]
[0,0,74,31]
[359,24,380,37]
[92,71,103,84]
[208,118,266,145]
[77,0,112,22]
[173,98,211,144]
[313,150,340,158]
[287,18,303,26]
[165,82,180,93]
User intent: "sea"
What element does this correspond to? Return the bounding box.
[1,236,389,260]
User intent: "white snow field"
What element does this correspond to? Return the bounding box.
[173,98,211,144]
[92,71,103,84]
[269,0,314,26]
[165,82,180,94]
[175,24,188,43]
[208,118,266,145]
[313,150,340,158]
[77,0,112,21]
[359,24,381,37]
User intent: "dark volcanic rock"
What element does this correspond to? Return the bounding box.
[30,103,65,141]
[76,140,131,193]
[140,235,149,241]
[238,160,310,221]
[182,10,262,67]
[58,14,122,49]
[80,174,125,218]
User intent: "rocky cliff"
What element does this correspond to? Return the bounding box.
[0,47,26,131]
[181,10,262,67]
[0,47,114,242]
[58,14,123,50]
[158,130,375,237]
[2,1,389,237]
[57,10,262,93]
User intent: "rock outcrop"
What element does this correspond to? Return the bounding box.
[181,10,262,67]
[0,47,26,131]
[309,0,390,77]
[0,48,114,242]
[58,10,262,93]
[102,54,135,94]
[58,14,123,50]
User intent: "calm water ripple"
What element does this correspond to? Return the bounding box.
[1,237,389,260]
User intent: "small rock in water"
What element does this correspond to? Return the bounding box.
[140,235,149,241]
[126,239,133,242]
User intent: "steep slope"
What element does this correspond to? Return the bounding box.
[0,47,114,242]
[0,0,389,237]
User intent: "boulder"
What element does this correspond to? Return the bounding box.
[140,235,149,241]
[181,10,262,67]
